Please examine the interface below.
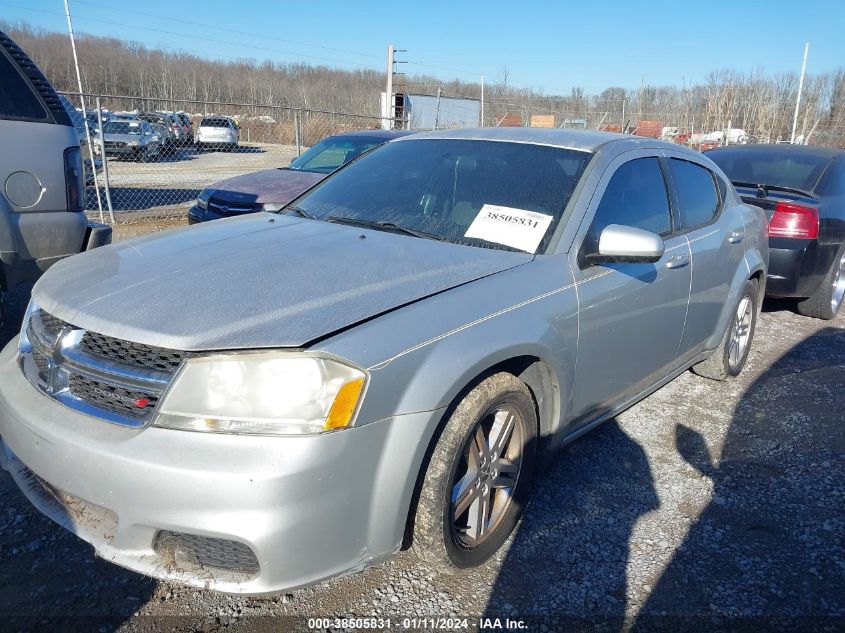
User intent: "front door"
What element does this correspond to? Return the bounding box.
[569,153,692,422]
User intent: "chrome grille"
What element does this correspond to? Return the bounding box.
[38,309,69,338]
[69,374,159,420]
[208,196,261,216]
[154,531,260,577]
[20,308,188,428]
[32,349,50,376]
[80,331,194,373]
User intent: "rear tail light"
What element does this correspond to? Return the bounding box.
[63,146,83,212]
[768,202,819,239]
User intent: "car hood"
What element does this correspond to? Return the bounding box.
[33,215,533,351]
[210,168,325,205]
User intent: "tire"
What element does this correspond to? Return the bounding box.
[796,245,845,320]
[411,372,538,570]
[692,278,759,381]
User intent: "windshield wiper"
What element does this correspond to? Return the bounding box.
[326,216,446,241]
[282,206,315,219]
[732,181,815,199]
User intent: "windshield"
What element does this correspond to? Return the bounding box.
[103,121,143,135]
[289,136,385,174]
[708,148,832,192]
[289,139,592,253]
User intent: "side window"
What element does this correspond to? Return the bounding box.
[0,50,49,121]
[583,157,672,260]
[668,158,720,229]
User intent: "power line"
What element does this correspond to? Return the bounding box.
[69,0,383,61]
[0,3,383,71]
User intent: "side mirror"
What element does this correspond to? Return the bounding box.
[594,224,665,263]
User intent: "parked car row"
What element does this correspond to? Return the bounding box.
[90,112,238,161]
[0,26,842,601]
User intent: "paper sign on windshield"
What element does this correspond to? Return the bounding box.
[464,204,553,253]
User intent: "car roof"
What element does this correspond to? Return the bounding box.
[706,144,845,159]
[391,126,681,153]
[330,129,415,140]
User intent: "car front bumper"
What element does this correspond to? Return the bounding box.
[188,204,261,224]
[188,204,224,224]
[0,337,438,594]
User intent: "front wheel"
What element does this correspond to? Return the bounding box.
[692,278,759,381]
[411,372,537,570]
[797,246,845,320]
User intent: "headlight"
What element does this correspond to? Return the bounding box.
[128,141,140,147]
[153,352,367,435]
[261,202,286,212]
[197,188,212,209]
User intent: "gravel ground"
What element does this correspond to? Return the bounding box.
[0,234,843,632]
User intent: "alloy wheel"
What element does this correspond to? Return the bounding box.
[450,405,525,548]
[830,252,845,315]
[728,295,753,370]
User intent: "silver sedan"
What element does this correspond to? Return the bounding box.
[0,128,767,594]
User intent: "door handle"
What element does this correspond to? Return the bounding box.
[728,231,745,244]
[666,254,690,269]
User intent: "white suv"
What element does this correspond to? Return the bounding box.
[195,116,239,151]
[0,29,111,325]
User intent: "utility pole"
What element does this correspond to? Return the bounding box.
[63,0,104,220]
[384,44,408,129]
[790,42,810,144]
[385,43,394,127]
[434,88,442,130]
[480,74,485,127]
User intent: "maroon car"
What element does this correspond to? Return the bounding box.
[189,129,413,223]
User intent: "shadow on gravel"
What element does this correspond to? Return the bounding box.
[0,473,157,633]
[633,327,845,632]
[86,187,201,211]
[484,420,658,630]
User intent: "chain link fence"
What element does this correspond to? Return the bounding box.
[59,92,845,230]
[60,92,399,226]
[486,105,845,150]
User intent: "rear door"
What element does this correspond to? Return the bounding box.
[569,152,692,422]
[663,151,746,357]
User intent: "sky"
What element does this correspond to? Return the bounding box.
[1,0,844,94]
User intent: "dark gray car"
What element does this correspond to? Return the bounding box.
[0,128,767,594]
[94,119,161,162]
